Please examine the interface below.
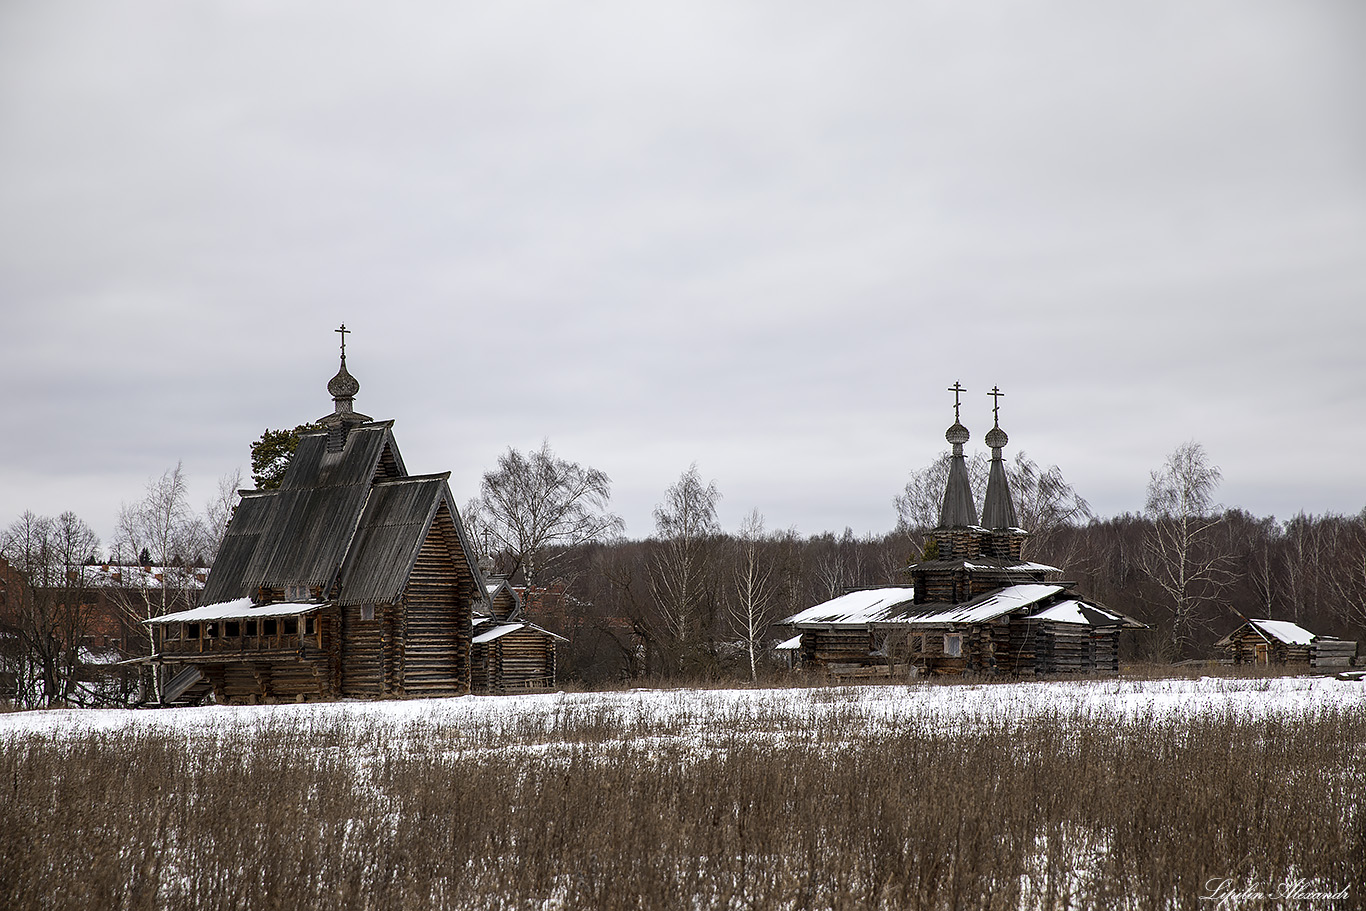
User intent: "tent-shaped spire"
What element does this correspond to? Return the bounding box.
[981,385,1019,530]
[938,381,979,528]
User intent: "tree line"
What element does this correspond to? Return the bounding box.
[470,441,1366,685]
[4,434,1365,703]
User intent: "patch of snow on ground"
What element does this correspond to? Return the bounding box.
[2,675,1361,747]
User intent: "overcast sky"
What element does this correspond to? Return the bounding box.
[1,0,1363,551]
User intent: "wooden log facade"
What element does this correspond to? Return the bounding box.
[145,357,497,704]
[1217,619,1358,670]
[782,400,1145,679]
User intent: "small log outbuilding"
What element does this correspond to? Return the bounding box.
[783,385,1144,678]
[1216,619,1358,669]
[145,346,492,704]
[469,572,565,694]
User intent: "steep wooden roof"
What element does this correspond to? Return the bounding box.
[201,421,482,607]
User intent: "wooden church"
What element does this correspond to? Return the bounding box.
[785,384,1143,678]
[146,333,532,704]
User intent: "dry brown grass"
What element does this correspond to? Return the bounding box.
[3,689,1363,910]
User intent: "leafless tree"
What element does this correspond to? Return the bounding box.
[111,463,208,701]
[203,468,244,563]
[895,450,1089,559]
[728,509,776,681]
[1143,441,1232,657]
[649,465,721,668]
[469,440,623,588]
[0,511,101,707]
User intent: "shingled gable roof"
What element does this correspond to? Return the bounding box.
[201,421,483,606]
[335,473,478,606]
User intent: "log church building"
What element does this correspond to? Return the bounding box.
[784,384,1144,677]
[144,329,560,704]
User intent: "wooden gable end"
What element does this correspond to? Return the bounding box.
[400,502,474,695]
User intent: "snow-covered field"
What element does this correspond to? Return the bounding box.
[6,674,1362,911]
[4,674,1361,746]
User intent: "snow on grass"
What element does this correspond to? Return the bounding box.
[2,674,1361,748]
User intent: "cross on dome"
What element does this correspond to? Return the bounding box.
[948,381,967,423]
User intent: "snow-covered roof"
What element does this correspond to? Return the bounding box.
[1251,619,1316,645]
[877,584,1066,626]
[472,620,568,644]
[1250,619,1316,645]
[963,561,1061,573]
[783,587,917,626]
[1028,599,1129,627]
[472,623,523,643]
[82,565,207,590]
[774,634,803,651]
[144,597,322,625]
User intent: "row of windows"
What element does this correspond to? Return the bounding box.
[165,617,317,641]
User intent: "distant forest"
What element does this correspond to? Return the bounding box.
[464,442,1366,685]
[4,438,1364,694]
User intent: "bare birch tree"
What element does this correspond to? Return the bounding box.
[649,465,721,667]
[728,509,775,681]
[1143,441,1232,657]
[111,463,208,701]
[469,440,624,588]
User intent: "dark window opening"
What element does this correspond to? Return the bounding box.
[244,620,257,636]
[205,623,218,639]
[283,618,298,636]
[263,619,278,636]
[187,623,200,639]
[304,617,316,636]
[225,621,240,637]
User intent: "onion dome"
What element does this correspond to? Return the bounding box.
[328,358,360,403]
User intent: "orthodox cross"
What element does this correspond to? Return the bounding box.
[335,323,350,358]
[948,381,967,422]
[988,385,1004,426]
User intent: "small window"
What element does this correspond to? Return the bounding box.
[285,584,309,602]
[205,623,218,639]
[225,621,240,638]
[304,617,316,636]
[244,620,258,637]
[263,619,278,636]
[360,605,375,622]
[187,623,200,639]
[283,618,298,636]
[943,633,963,658]
[165,624,181,641]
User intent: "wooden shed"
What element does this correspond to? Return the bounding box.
[1216,619,1358,669]
[470,619,565,694]
[144,348,487,704]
